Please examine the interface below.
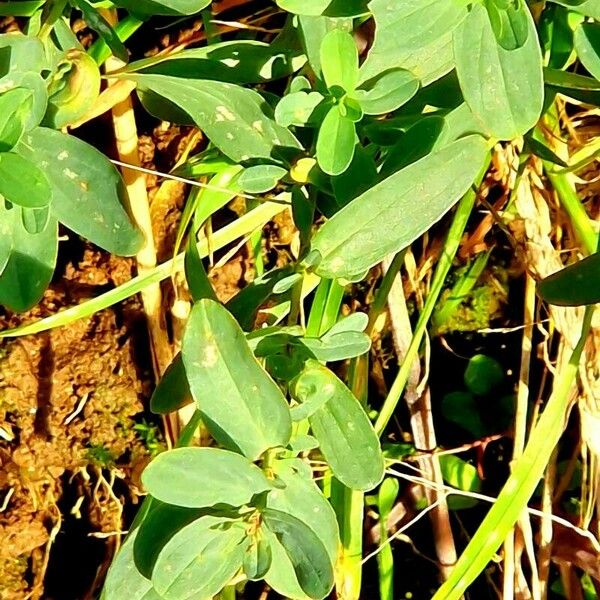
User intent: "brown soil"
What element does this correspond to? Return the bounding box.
[0,249,156,600]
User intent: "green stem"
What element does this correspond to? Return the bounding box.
[545,169,598,254]
[331,251,406,600]
[433,305,595,599]
[374,160,489,436]
[88,15,144,65]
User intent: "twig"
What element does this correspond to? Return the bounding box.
[104,11,175,442]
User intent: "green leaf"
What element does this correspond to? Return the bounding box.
[0,203,58,312]
[379,116,447,179]
[150,353,192,414]
[454,3,543,140]
[310,135,489,280]
[268,459,339,563]
[263,508,334,600]
[112,0,211,16]
[464,354,504,396]
[485,0,531,50]
[134,501,204,578]
[102,531,163,600]
[275,91,324,127]
[0,33,46,75]
[0,71,48,131]
[320,29,358,92]
[0,152,51,208]
[300,329,371,362]
[243,535,272,580]
[15,127,143,256]
[184,233,217,304]
[192,165,242,228]
[124,40,305,85]
[0,1,45,16]
[142,447,274,508]
[151,515,249,600]
[182,299,292,459]
[439,454,482,510]
[523,135,568,167]
[359,0,468,86]
[574,22,600,80]
[297,16,352,79]
[551,0,600,18]
[129,74,301,163]
[0,87,33,151]
[316,105,355,176]
[353,68,419,115]
[538,252,600,306]
[276,0,331,15]
[262,459,337,599]
[238,165,288,193]
[73,0,129,63]
[331,145,377,207]
[291,360,384,490]
[441,391,487,438]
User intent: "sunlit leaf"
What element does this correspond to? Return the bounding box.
[151,515,249,600]
[310,135,488,280]
[16,127,143,256]
[454,3,543,139]
[142,447,274,508]
[182,299,292,459]
[291,360,384,490]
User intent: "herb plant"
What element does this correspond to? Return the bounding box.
[0,0,598,599]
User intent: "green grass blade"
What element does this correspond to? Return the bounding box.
[433,306,594,599]
[0,201,287,338]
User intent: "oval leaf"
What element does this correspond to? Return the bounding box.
[310,135,489,280]
[0,203,58,312]
[275,91,324,127]
[150,353,192,414]
[0,152,51,208]
[130,74,301,163]
[263,508,334,600]
[152,515,248,600]
[320,29,359,92]
[102,530,162,600]
[316,105,355,176]
[454,3,543,140]
[16,127,143,255]
[182,299,292,459]
[134,501,204,578]
[141,447,274,508]
[291,361,384,490]
[113,0,211,16]
[353,68,420,115]
[358,0,468,86]
[574,21,600,81]
[238,164,287,193]
[0,87,33,151]
[538,252,600,306]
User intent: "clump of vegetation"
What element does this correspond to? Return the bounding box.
[0,1,598,599]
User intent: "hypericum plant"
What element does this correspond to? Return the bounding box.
[2,0,599,599]
[0,28,141,311]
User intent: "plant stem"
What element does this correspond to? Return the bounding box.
[105,12,174,442]
[88,15,144,65]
